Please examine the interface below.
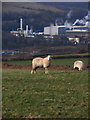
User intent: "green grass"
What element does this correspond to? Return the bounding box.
[3,57,88,67]
[52,58,88,67]
[3,60,32,66]
[2,69,89,118]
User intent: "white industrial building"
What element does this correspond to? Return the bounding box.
[44,25,88,36]
[44,25,59,35]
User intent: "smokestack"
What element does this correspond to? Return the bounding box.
[20,18,23,30]
[26,25,28,33]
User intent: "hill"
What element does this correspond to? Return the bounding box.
[41,2,88,10]
[2,2,66,31]
[2,2,88,31]
[2,2,89,51]
[2,2,64,14]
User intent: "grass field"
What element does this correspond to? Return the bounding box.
[2,58,89,119]
[3,57,88,67]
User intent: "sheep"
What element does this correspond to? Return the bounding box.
[31,55,51,74]
[74,60,84,71]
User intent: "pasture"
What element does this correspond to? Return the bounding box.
[2,57,89,119]
[3,57,88,67]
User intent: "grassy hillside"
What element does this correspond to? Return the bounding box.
[42,2,88,10]
[2,2,88,14]
[2,2,64,14]
[2,2,88,51]
[2,2,88,31]
[2,2,66,32]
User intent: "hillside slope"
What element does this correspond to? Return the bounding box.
[2,2,89,51]
[2,2,64,13]
[2,2,66,31]
[2,2,88,31]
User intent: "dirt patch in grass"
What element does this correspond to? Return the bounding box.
[2,63,90,71]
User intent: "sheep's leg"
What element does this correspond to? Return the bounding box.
[31,69,34,74]
[79,68,82,71]
[31,68,36,74]
[45,67,48,74]
[34,69,36,73]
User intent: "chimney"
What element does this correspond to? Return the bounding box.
[20,18,23,30]
[26,25,28,33]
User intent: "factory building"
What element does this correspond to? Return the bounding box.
[10,18,34,37]
[44,26,59,35]
[10,12,89,39]
[44,25,88,36]
[44,25,67,35]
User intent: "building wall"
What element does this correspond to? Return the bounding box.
[51,26,58,35]
[44,27,50,35]
[44,25,88,36]
[58,27,67,34]
[44,26,58,35]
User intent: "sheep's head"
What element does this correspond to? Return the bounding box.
[47,55,51,60]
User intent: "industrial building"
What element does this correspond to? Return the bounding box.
[10,18,34,37]
[44,11,90,37]
[10,13,90,39]
[44,25,88,36]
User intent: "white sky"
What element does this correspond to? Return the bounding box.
[1,0,89,2]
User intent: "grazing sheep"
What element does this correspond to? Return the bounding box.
[31,55,51,74]
[74,60,84,71]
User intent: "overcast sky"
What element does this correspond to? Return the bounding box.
[1,0,89,2]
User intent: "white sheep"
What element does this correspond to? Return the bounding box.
[74,60,84,71]
[31,55,51,74]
